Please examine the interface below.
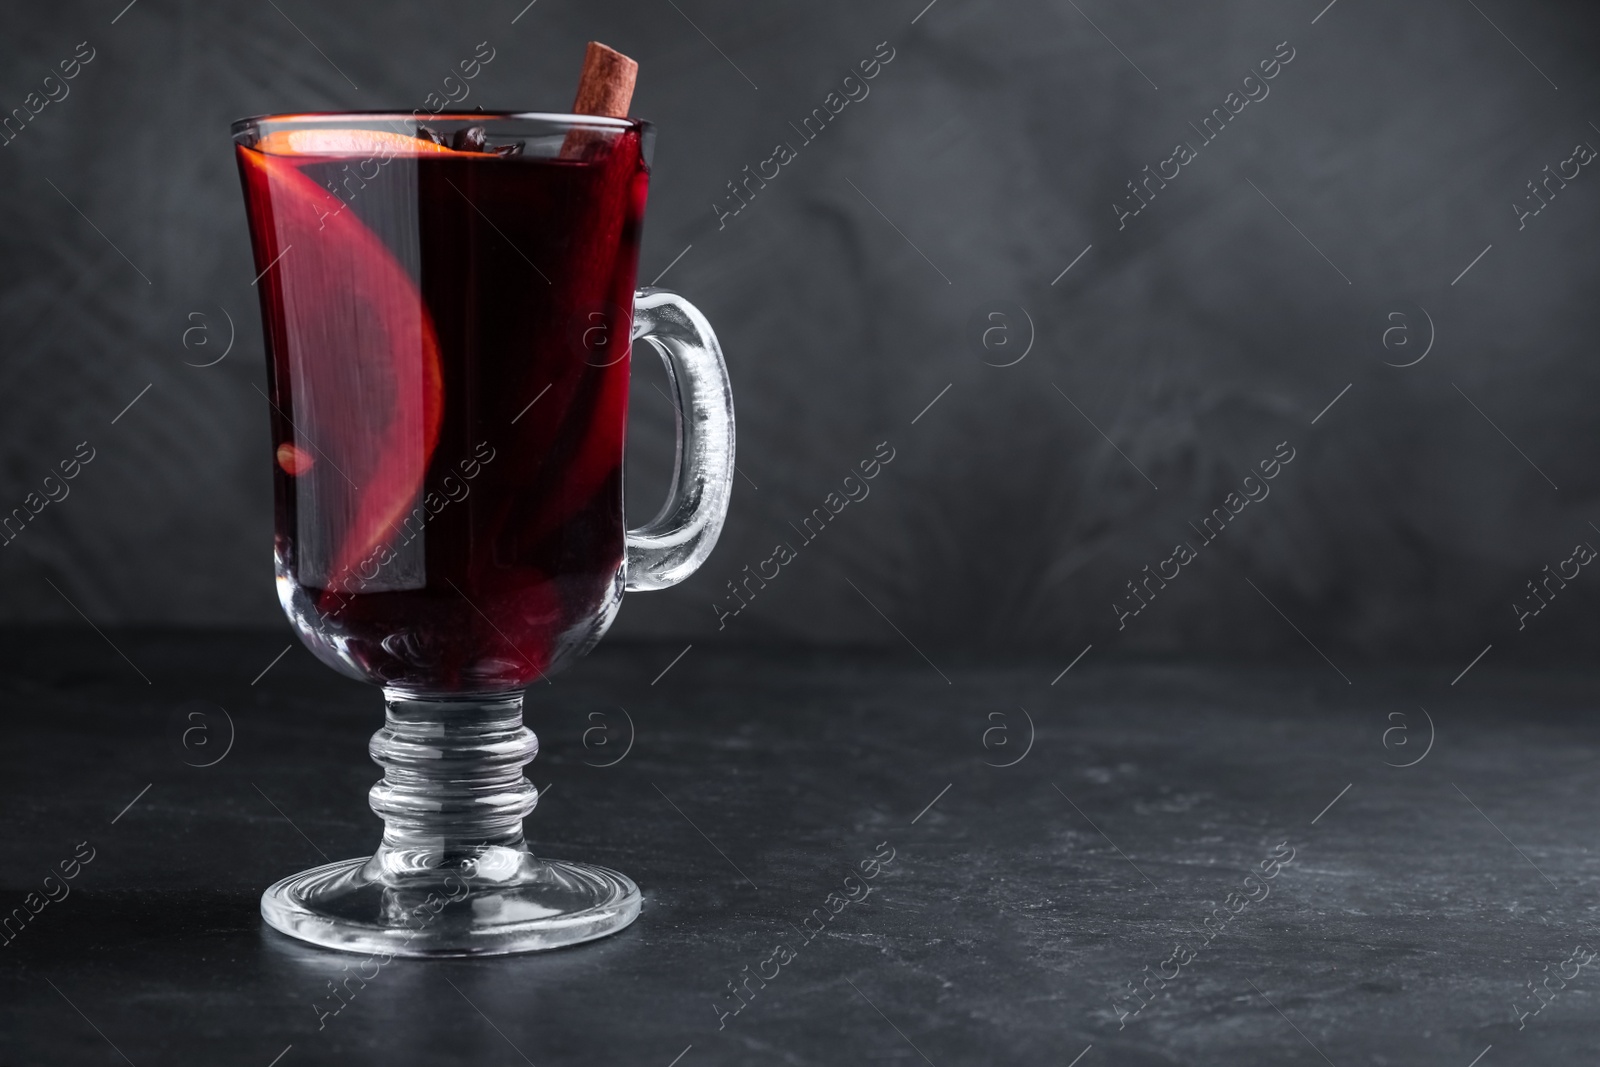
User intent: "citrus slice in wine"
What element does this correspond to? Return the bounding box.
[256,128,462,157]
[237,144,445,597]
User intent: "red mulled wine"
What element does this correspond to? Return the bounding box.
[237,121,649,692]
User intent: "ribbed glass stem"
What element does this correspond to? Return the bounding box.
[365,690,539,884]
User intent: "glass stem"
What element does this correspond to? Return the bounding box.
[365,690,538,886]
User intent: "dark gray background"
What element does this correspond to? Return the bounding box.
[2,0,1598,666]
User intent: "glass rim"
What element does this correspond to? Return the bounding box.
[231,110,649,136]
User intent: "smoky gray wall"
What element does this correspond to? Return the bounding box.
[2,0,1598,666]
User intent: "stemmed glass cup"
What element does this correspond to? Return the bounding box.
[233,111,734,956]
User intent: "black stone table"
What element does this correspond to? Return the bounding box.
[3,630,1597,1065]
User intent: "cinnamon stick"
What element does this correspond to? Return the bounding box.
[571,41,637,118]
[560,42,637,160]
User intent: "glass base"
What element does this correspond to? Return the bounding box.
[261,851,641,958]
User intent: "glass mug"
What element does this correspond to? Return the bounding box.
[233,112,734,956]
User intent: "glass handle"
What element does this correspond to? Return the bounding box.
[625,288,736,591]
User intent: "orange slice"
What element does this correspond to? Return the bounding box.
[237,144,445,595]
[256,128,461,157]
[276,442,315,475]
